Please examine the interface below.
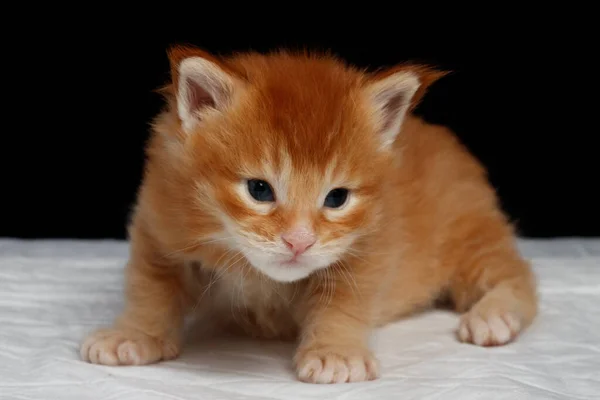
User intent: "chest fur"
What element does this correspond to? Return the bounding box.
[183,261,300,340]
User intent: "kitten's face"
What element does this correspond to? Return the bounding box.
[166,49,431,282]
[216,151,382,283]
[188,88,386,283]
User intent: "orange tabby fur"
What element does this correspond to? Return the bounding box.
[80,46,538,384]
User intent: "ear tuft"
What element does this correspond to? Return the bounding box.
[364,64,448,149]
[166,45,243,133]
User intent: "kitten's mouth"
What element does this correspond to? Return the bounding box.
[280,256,301,266]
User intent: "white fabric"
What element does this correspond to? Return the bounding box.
[1,238,599,399]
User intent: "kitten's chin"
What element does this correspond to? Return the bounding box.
[239,246,341,283]
[253,263,314,283]
[243,253,323,282]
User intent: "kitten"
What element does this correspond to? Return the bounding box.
[80,45,538,384]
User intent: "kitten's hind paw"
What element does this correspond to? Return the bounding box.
[294,346,380,384]
[80,328,179,366]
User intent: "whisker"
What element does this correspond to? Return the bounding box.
[336,260,362,301]
[346,247,397,256]
[345,251,377,267]
[188,251,243,317]
[212,247,238,272]
[272,281,289,305]
[317,270,327,306]
[240,262,251,319]
[308,272,320,298]
[163,236,235,259]
[205,251,243,296]
[163,242,202,258]
[229,256,248,328]
[289,281,299,304]
[324,268,336,310]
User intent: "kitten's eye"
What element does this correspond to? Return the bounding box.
[324,188,349,208]
[247,179,275,202]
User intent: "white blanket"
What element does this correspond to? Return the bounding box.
[1,238,599,399]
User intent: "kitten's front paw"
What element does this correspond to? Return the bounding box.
[80,328,179,366]
[294,346,380,384]
[458,309,521,346]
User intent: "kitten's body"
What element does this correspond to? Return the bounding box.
[81,48,537,383]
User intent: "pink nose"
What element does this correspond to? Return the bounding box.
[282,228,316,256]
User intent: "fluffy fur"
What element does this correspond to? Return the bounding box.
[80,46,538,384]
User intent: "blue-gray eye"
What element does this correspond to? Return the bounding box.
[324,188,349,208]
[247,179,275,202]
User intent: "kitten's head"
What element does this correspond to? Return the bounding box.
[158,46,445,282]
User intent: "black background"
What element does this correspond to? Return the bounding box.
[3,14,598,239]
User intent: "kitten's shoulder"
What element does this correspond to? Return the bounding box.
[397,115,487,179]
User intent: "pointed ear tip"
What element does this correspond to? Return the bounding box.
[431,68,452,79]
[166,44,214,67]
[167,43,201,53]
[370,63,450,85]
[408,64,451,79]
[166,44,192,60]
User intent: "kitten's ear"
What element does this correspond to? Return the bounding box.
[167,45,245,132]
[363,65,448,149]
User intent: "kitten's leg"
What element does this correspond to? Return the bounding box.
[80,247,185,366]
[293,273,379,384]
[447,216,538,346]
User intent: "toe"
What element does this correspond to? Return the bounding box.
[347,356,368,382]
[331,359,349,384]
[297,355,323,383]
[502,312,521,335]
[365,357,380,380]
[97,347,120,365]
[117,340,141,365]
[469,315,491,346]
[488,315,511,345]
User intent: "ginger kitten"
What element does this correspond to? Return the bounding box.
[80,45,538,384]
